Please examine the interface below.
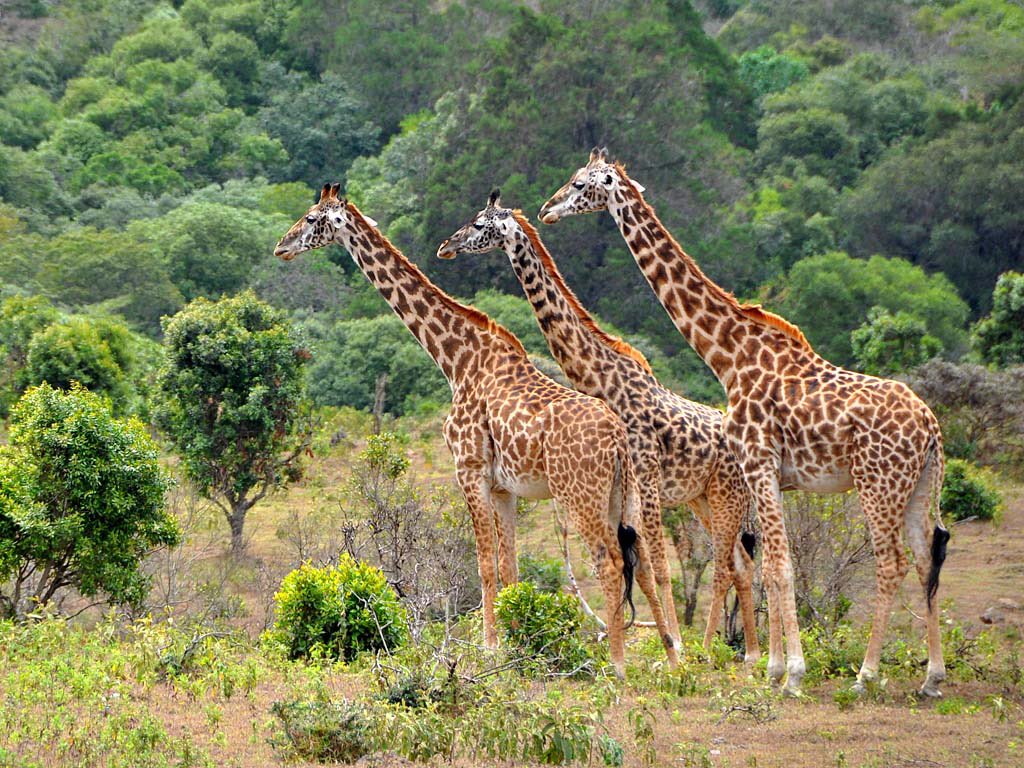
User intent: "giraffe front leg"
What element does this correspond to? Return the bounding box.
[456,469,501,650]
[746,472,804,695]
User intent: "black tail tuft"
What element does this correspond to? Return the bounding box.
[740,531,757,559]
[617,522,638,629]
[926,526,951,610]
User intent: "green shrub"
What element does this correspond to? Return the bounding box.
[518,552,565,593]
[942,459,1003,522]
[271,699,371,763]
[272,555,407,662]
[494,581,594,675]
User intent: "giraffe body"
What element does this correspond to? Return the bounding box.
[274,184,679,674]
[439,194,760,659]
[540,152,950,696]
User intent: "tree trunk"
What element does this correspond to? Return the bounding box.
[372,373,388,434]
[668,513,712,627]
[228,502,248,556]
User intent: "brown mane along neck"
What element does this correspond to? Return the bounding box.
[346,201,528,358]
[512,210,653,374]
[612,164,813,352]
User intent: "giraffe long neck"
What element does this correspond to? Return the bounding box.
[336,203,525,384]
[605,173,815,391]
[505,212,653,399]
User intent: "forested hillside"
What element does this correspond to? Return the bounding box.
[2,0,1022,410]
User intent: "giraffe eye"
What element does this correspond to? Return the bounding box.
[572,181,585,190]
[306,215,317,224]
[472,222,484,230]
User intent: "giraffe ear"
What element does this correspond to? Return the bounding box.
[319,183,331,202]
[363,214,378,227]
[488,188,501,207]
[629,179,646,195]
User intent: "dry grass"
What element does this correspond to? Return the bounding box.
[7,413,1021,768]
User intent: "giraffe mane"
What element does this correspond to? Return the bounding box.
[512,210,654,375]
[346,202,528,358]
[613,163,813,351]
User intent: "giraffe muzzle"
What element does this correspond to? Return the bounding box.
[436,238,459,259]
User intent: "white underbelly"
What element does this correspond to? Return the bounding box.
[780,462,854,494]
[493,465,551,500]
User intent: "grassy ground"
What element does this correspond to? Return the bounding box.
[2,412,1022,767]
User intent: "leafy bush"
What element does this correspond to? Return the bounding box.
[518,552,565,594]
[271,698,371,763]
[941,459,1003,523]
[157,292,311,554]
[0,383,177,617]
[272,555,408,662]
[494,581,594,675]
[973,271,1024,368]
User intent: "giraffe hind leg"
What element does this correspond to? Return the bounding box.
[903,455,947,697]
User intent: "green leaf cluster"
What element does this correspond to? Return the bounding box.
[271,555,408,661]
[0,383,177,613]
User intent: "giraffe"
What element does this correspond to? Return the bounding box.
[437,190,760,662]
[539,150,950,697]
[274,183,679,675]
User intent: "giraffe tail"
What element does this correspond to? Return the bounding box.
[924,436,950,610]
[614,444,639,629]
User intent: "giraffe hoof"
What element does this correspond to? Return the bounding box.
[782,684,801,698]
[851,680,867,696]
[918,682,944,699]
[743,652,761,665]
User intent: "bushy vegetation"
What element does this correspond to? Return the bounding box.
[271,555,408,662]
[0,383,177,618]
[157,291,311,554]
[941,459,1004,523]
[494,581,596,676]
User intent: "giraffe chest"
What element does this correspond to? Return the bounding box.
[488,413,552,500]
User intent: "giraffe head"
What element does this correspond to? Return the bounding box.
[274,182,363,259]
[436,189,515,259]
[538,147,644,224]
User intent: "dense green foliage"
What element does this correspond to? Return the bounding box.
[0,384,176,616]
[973,272,1024,368]
[0,295,156,416]
[0,0,1021,403]
[851,307,942,377]
[494,581,595,675]
[941,459,1003,523]
[272,555,408,661]
[156,292,310,552]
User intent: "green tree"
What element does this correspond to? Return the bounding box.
[157,292,311,554]
[839,99,1024,313]
[129,202,284,303]
[0,383,177,618]
[25,316,148,415]
[258,67,379,188]
[303,313,448,416]
[972,271,1024,368]
[737,45,809,103]
[33,226,182,334]
[0,295,60,416]
[768,251,969,365]
[851,306,942,376]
